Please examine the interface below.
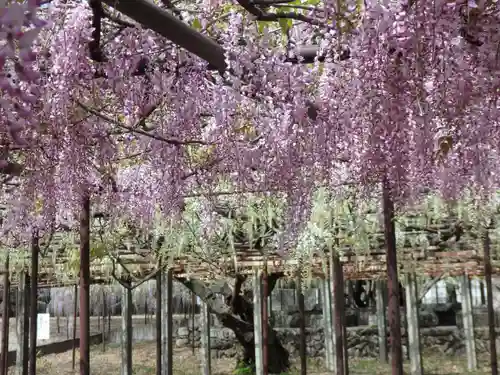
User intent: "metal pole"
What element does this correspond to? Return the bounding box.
[483,229,498,375]
[16,271,29,375]
[121,286,133,375]
[72,284,78,370]
[28,239,39,375]
[382,178,404,375]
[102,289,106,352]
[1,256,10,375]
[191,293,196,355]
[331,254,345,375]
[156,268,161,375]
[376,280,388,363]
[253,270,263,375]
[79,195,91,375]
[296,272,306,375]
[261,267,269,375]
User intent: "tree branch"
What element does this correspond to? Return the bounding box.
[267,271,284,296]
[102,8,137,28]
[229,274,247,313]
[101,0,344,72]
[76,100,209,146]
[88,0,106,63]
[159,0,183,20]
[251,0,295,4]
[417,273,445,305]
[236,0,325,27]
[0,161,23,176]
[109,254,165,290]
[102,0,227,71]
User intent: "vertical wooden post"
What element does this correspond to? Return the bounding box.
[16,271,29,375]
[253,270,263,375]
[121,285,133,375]
[321,277,335,372]
[79,195,91,375]
[330,254,345,375]
[156,266,162,375]
[461,274,477,371]
[1,256,10,375]
[29,238,39,375]
[72,284,78,370]
[483,229,498,375]
[405,273,422,375]
[382,179,404,375]
[376,280,388,363]
[296,272,306,375]
[199,300,211,375]
[161,269,173,375]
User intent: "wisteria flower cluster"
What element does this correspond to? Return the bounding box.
[0,0,498,248]
[0,0,45,148]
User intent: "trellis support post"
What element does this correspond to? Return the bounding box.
[405,273,423,375]
[461,274,477,371]
[253,269,264,375]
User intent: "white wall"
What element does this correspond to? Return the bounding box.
[421,278,486,306]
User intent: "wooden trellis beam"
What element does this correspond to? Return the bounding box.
[0,245,496,286]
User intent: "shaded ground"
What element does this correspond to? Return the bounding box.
[9,341,493,375]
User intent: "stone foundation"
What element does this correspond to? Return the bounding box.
[169,326,499,359]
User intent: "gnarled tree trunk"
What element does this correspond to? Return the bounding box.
[176,272,289,374]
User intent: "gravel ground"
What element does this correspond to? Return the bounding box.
[7,341,493,375]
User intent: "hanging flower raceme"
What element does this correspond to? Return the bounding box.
[329,0,500,203]
[0,0,45,147]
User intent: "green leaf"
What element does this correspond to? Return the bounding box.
[192,18,202,30]
[278,18,292,35]
[257,21,267,34]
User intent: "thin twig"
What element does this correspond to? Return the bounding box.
[76,100,210,146]
[102,8,137,28]
[236,0,325,27]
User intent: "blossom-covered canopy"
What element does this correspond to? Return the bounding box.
[0,0,498,244]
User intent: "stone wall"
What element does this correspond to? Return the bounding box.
[172,326,498,359]
[106,316,500,359]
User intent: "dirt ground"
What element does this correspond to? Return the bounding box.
[9,341,494,375]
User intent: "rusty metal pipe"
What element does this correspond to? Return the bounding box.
[79,195,91,375]
[382,179,404,375]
